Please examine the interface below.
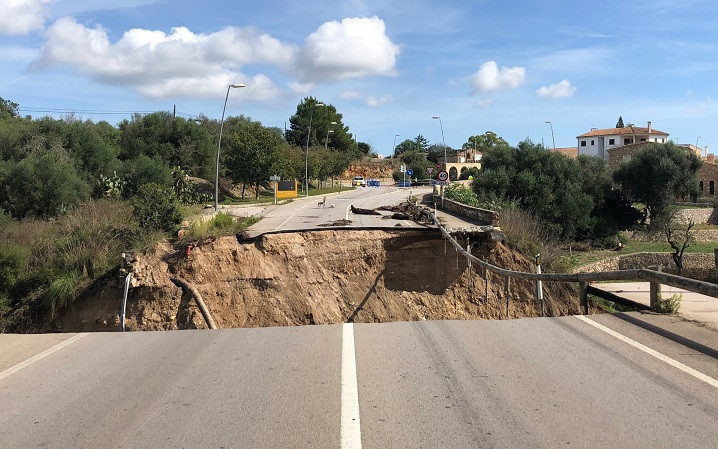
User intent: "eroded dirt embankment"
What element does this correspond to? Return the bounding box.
[51,230,582,332]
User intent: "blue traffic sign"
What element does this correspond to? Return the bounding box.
[406,169,414,177]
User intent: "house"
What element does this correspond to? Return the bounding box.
[576,121,669,158]
[549,146,578,159]
[699,154,718,199]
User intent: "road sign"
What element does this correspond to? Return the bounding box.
[400,165,406,173]
[406,168,413,177]
[269,175,281,181]
[437,170,449,182]
[427,167,435,175]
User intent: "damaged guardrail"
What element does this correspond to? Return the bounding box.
[428,209,718,315]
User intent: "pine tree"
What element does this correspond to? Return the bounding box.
[616,116,625,128]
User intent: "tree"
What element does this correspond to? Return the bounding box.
[286,97,354,153]
[394,138,424,157]
[654,209,695,274]
[131,183,182,233]
[472,139,638,241]
[616,116,625,128]
[461,131,510,152]
[225,119,282,199]
[0,97,19,119]
[357,142,371,154]
[0,144,90,218]
[613,143,701,225]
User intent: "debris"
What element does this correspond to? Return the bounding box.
[350,205,381,215]
[318,219,353,227]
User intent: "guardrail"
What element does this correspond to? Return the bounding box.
[428,209,718,314]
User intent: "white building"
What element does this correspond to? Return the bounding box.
[576,121,669,158]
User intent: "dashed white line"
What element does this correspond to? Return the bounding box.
[576,315,718,389]
[0,333,89,381]
[341,322,362,448]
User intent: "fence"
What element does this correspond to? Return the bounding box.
[428,210,718,315]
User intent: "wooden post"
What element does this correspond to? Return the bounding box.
[649,265,662,309]
[579,281,589,315]
[714,248,718,277]
[504,277,510,319]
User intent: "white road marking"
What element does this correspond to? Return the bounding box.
[341,322,362,448]
[576,315,718,389]
[0,333,89,381]
[273,198,315,231]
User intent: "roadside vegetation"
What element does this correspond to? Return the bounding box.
[0,95,367,331]
[444,138,709,275]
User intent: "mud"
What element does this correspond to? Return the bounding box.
[49,230,583,332]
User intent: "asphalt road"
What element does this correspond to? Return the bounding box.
[2,313,717,448]
[246,186,434,236]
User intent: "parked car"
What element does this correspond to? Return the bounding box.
[366,179,380,187]
[352,176,366,187]
[397,180,411,187]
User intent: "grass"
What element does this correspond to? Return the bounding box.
[555,240,717,272]
[181,213,260,241]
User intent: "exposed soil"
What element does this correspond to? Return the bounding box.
[49,230,584,332]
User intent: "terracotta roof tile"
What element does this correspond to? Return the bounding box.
[577,126,669,138]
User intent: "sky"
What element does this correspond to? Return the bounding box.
[1,0,717,156]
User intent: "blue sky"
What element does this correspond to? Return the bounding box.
[1,0,717,156]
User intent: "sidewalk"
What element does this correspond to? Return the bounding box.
[596,282,718,329]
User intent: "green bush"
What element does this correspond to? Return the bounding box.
[655,293,681,314]
[132,183,182,233]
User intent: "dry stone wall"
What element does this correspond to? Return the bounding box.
[575,252,715,278]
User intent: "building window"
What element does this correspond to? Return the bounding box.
[661,139,665,143]
[591,140,595,145]
[711,181,715,195]
[580,140,586,147]
[700,181,704,191]
[609,138,615,145]
[624,138,633,145]
[640,138,646,142]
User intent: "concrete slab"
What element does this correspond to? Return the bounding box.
[596,282,718,329]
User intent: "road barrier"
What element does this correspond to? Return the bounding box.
[428,209,718,316]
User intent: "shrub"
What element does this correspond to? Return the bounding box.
[655,293,681,314]
[132,183,182,233]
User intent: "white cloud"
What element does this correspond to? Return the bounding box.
[289,81,314,95]
[34,17,296,100]
[297,16,400,81]
[469,60,526,92]
[367,95,394,107]
[0,0,54,35]
[536,80,577,99]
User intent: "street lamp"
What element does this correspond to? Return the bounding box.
[305,102,325,197]
[325,121,337,149]
[432,116,446,166]
[392,134,400,156]
[545,121,555,151]
[215,83,245,211]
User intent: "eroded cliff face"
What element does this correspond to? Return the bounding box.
[51,230,582,332]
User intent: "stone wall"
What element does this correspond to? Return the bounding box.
[575,252,715,278]
[676,208,718,225]
[434,196,499,226]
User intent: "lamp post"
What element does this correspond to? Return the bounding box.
[215,83,245,211]
[545,121,555,151]
[325,121,337,149]
[392,134,400,156]
[432,116,446,166]
[305,102,324,197]
[433,116,447,204]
